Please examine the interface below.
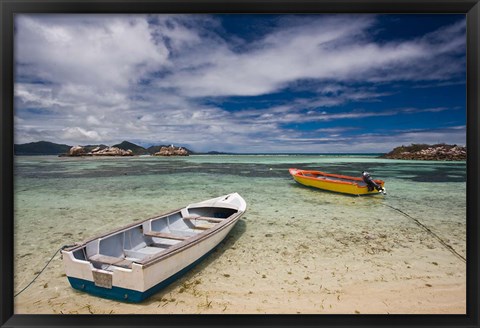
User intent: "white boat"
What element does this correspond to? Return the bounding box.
[61,193,247,302]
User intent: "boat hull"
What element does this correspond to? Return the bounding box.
[61,193,246,302]
[66,241,221,303]
[289,168,385,196]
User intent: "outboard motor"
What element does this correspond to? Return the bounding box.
[362,171,386,194]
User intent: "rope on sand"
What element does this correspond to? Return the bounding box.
[382,203,466,263]
[14,244,75,298]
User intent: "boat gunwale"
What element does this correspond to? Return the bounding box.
[289,168,384,188]
[62,197,246,269]
[295,173,363,187]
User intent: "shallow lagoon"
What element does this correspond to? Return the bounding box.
[13,155,466,314]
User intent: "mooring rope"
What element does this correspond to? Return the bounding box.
[14,244,76,298]
[382,203,466,263]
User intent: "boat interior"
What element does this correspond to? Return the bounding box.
[69,206,238,270]
[300,171,367,185]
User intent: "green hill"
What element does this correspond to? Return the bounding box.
[14,141,72,155]
[112,141,149,155]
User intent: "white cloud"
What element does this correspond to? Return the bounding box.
[237,126,467,153]
[14,14,171,144]
[15,14,169,89]
[61,127,102,143]
[86,115,102,126]
[156,15,464,97]
[13,14,466,152]
[15,83,67,109]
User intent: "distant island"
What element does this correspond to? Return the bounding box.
[381,144,466,161]
[14,141,72,155]
[13,141,466,160]
[14,141,195,157]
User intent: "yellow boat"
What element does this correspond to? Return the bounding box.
[289,168,386,196]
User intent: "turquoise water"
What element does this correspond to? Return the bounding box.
[13,154,467,313]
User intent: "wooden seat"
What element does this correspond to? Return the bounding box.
[89,254,133,269]
[144,231,188,241]
[183,216,223,223]
[191,225,210,230]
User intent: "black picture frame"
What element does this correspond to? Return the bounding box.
[1,1,479,327]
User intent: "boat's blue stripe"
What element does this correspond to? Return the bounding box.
[67,245,219,303]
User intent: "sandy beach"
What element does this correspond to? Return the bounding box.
[13,220,466,314]
[13,155,466,314]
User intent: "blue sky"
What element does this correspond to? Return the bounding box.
[14,14,466,153]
